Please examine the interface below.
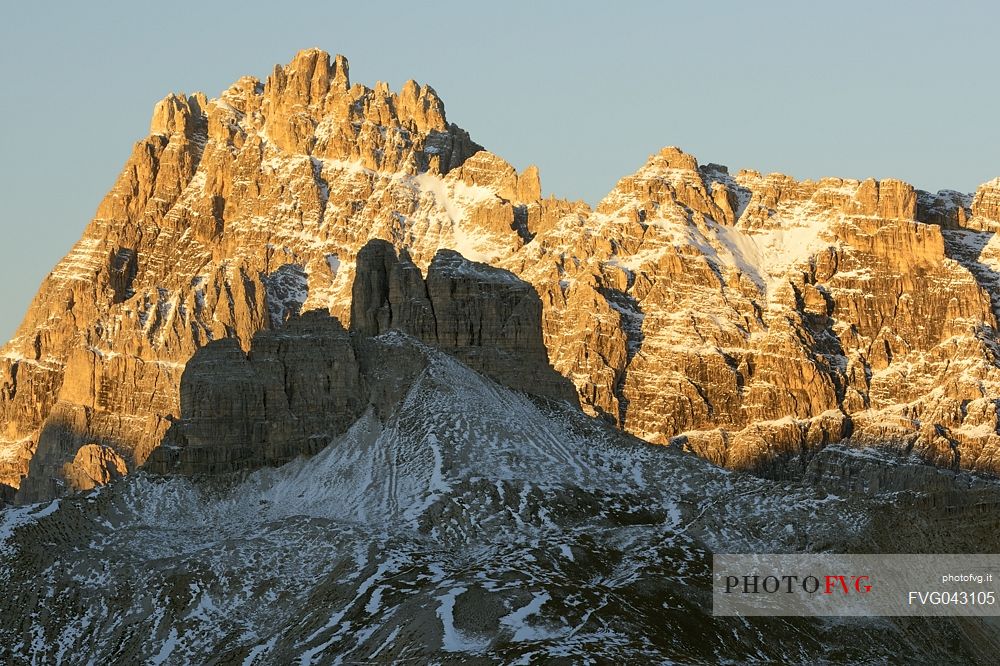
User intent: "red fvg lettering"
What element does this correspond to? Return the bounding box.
[824,575,872,594]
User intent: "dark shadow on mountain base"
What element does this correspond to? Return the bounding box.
[145,240,579,476]
[144,312,364,476]
[597,285,645,428]
[15,405,138,504]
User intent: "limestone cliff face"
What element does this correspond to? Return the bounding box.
[3,49,1000,501]
[505,150,1000,477]
[3,49,494,501]
[350,240,577,404]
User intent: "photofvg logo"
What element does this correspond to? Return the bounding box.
[723,572,872,595]
[713,554,1000,617]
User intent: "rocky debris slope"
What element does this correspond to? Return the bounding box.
[4,49,1000,501]
[3,332,1000,664]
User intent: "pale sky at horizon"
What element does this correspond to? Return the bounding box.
[1,1,998,341]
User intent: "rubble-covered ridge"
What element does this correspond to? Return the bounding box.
[4,49,1000,502]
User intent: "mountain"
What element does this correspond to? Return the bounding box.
[4,50,1000,503]
[0,50,1000,502]
[3,49,1000,501]
[1,52,1000,659]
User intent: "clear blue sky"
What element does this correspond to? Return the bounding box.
[1,1,998,341]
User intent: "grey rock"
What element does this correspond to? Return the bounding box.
[351,240,578,404]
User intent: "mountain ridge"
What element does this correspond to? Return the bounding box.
[3,48,1000,502]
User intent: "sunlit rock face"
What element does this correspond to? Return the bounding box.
[4,49,1000,501]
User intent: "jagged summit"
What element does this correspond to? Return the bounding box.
[5,47,1000,665]
[145,48,482,175]
[652,145,700,170]
[3,49,1000,503]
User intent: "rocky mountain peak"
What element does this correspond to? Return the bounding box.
[272,47,351,101]
[595,145,737,225]
[5,49,1000,505]
[149,92,207,138]
[849,177,917,219]
[652,145,700,171]
[972,176,1000,224]
[177,48,481,174]
[450,151,542,203]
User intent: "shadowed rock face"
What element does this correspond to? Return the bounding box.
[144,311,365,475]
[351,239,578,405]
[145,240,575,476]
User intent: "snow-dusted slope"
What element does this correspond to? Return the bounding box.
[2,335,998,664]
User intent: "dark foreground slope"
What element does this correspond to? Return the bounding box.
[3,243,1000,663]
[2,323,1000,663]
